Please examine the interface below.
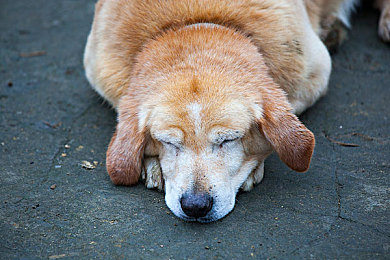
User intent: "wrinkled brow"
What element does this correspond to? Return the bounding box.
[208,128,244,144]
[152,128,184,145]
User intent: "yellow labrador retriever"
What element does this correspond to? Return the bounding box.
[84,0,389,222]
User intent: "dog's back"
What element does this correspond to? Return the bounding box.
[84,0,319,108]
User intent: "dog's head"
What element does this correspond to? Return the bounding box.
[106,75,314,222]
[105,26,314,222]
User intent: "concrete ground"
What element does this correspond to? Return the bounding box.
[0,1,389,259]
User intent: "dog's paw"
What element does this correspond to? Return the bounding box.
[379,6,390,42]
[322,19,348,54]
[240,161,264,191]
[141,157,164,191]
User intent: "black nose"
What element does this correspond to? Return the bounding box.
[180,193,213,218]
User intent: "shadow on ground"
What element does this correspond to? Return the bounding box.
[0,1,389,259]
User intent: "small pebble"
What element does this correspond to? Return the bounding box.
[49,254,66,259]
[80,160,95,170]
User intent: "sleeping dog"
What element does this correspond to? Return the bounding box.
[84,0,390,222]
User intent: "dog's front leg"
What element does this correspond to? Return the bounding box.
[141,157,164,191]
[377,0,390,42]
[240,161,265,191]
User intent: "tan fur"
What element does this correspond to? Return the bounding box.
[376,0,390,42]
[84,0,338,221]
[306,0,390,44]
[304,0,345,35]
[85,0,335,108]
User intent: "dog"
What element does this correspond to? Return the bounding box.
[84,0,390,222]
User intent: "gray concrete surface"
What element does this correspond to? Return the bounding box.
[0,1,389,259]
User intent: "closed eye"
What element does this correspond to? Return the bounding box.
[161,141,181,150]
[219,138,239,148]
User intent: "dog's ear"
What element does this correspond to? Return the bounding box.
[257,88,315,172]
[106,104,147,186]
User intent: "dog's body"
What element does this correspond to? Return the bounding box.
[85,0,331,113]
[84,0,389,222]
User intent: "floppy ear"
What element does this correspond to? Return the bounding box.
[258,89,315,172]
[106,104,147,186]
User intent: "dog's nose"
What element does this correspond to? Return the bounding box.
[180,193,213,218]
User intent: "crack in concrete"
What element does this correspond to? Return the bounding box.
[287,235,326,257]
[337,215,390,237]
[282,205,338,219]
[334,66,390,75]
[286,214,389,257]
[329,142,390,238]
[283,135,390,256]
[334,167,342,218]
[48,138,69,172]
[71,103,96,124]
[45,103,96,182]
